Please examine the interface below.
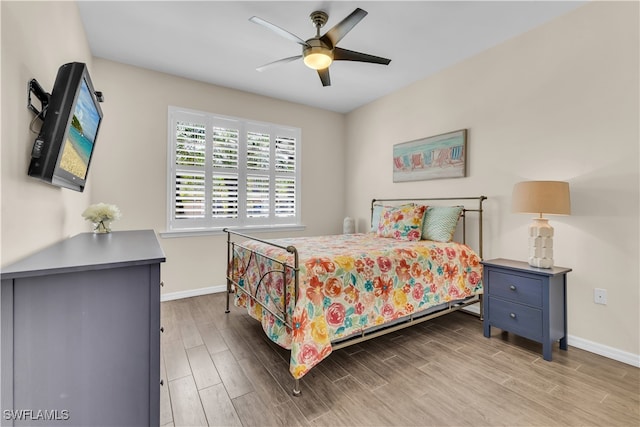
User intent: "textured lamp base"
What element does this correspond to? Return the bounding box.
[528,218,554,268]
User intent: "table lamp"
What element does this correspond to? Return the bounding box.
[512,181,571,268]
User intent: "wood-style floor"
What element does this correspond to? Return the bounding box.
[160,293,639,426]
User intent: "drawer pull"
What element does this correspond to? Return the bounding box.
[509,285,517,291]
[510,312,517,319]
[160,281,164,287]
[160,379,164,386]
[160,326,165,333]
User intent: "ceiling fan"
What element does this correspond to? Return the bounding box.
[249,8,391,87]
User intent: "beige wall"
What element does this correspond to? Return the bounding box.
[345,2,639,360]
[89,59,346,296]
[1,1,94,265]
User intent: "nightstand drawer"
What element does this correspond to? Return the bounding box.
[488,270,542,307]
[488,297,543,341]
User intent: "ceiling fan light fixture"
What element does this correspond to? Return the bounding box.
[304,52,332,70]
[303,41,333,70]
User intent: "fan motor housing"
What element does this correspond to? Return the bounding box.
[303,38,332,55]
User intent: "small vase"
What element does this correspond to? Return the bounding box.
[93,220,112,234]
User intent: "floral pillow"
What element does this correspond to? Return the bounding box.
[377,204,427,241]
[370,203,415,232]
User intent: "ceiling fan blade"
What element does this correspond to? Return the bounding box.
[249,16,309,46]
[321,8,368,48]
[256,55,302,72]
[333,47,391,65]
[317,68,331,87]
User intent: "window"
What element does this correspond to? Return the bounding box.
[168,107,301,232]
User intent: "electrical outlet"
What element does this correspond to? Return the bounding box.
[594,288,607,305]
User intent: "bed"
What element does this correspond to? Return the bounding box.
[224,196,487,395]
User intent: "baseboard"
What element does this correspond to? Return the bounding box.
[160,285,226,302]
[446,303,639,368]
[568,334,640,368]
[161,287,639,368]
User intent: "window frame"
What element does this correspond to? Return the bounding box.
[165,106,302,236]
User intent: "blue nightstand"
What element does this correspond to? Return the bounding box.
[482,258,572,361]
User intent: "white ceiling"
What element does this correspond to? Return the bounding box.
[77,1,584,113]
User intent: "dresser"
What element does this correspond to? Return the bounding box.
[482,258,571,361]
[1,230,165,426]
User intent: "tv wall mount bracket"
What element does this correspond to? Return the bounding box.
[27,78,104,121]
[27,79,50,120]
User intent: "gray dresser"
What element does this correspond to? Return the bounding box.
[1,230,165,426]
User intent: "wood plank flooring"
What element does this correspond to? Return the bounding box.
[160,293,639,426]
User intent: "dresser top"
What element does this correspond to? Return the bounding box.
[481,258,572,276]
[1,230,166,280]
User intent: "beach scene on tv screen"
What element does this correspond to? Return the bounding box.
[59,79,100,179]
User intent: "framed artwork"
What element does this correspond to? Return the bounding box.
[393,129,467,182]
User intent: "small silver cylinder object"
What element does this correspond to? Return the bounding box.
[343,216,355,234]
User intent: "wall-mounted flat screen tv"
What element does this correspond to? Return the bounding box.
[28,62,103,192]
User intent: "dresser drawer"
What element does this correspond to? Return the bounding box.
[488,297,543,342]
[488,269,542,307]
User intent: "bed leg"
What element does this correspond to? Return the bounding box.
[225,229,233,314]
[225,281,231,314]
[225,276,232,314]
[292,379,301,397]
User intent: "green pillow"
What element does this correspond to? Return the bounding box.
[370,204,384,232]
[422,206,463,242]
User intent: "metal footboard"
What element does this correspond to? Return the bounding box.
[223,229,302,394]
[224,229,299,323]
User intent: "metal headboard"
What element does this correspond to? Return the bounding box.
[371,196,487,259]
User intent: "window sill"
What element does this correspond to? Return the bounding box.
[159,224,306,239]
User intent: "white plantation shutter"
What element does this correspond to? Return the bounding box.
[175,172,205,219]
[275,177,296,217]
[275,135,296,218]
[275,136,296,172]
[211,125,239,220]
[245,130,270,222]
[168,107,301,231]
[246,175,270,218]
[247,131,270,171]
[211,174,238,219]
[212,126,239,169]
[174,120,206,225]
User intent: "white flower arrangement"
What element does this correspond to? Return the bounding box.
[82,203,122,233]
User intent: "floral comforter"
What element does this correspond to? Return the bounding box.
[231,233,483,379]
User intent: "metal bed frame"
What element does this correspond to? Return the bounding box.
[224,195,487,395]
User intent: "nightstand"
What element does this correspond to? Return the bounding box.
[482,258,572,361]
